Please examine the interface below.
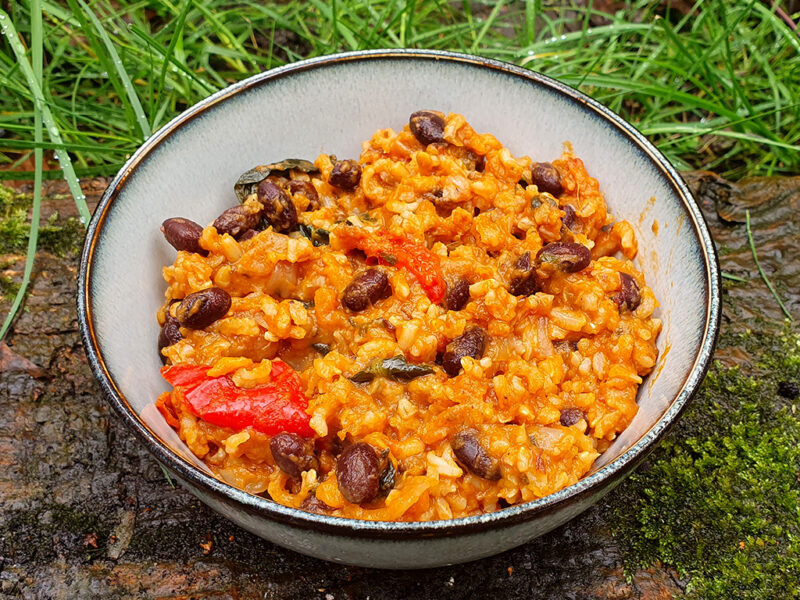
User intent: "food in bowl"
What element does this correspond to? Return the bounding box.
[155,110,660,522]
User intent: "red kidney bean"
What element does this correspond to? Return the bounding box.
[509,251,539,296]
[270,432,319,479]
[161,218,207,255]
[409,110,446,145]
[329,160,362,190]
[157,314,182,364]
[530,162,563,196]
[442,327,488,377]
[238,229,257,242]
[289,179,320,211]
[341,269,391,312]
[560,408,586,427]
[536,242,591,273]
[257,180,298,232]
[213,206,260,239]
[452,429,501,480]
[175,287,231,329]
[301,493,333,514]
[561,204,578,231]
[445,278,471,311]
[615,272,641,311]
[337,442,381,504]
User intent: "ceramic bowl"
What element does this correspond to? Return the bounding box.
[78,49,721,569]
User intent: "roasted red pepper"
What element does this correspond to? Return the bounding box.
[161,360,313,437]
[337,227,446,304]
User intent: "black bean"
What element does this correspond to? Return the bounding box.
[301,493,333,514]
[409,110,446,145]
[329,160,362,190]
[161,218,207,255]
[777,380,799,400]
[337,442,381,504]
[530,162,563,197]
[560,408,586,427]
[157,314,182,364]
[238,229,257,242]
[270,432,319,479]
[289,179,320,211]
[213,205,260,239]
[452,429,501,480]
[536,242,591,273]
[257,180,298,233]
[445,278,471,311]
[175,287,231,329]
[561,204,578,231]
[341,269,391,312]
[509,251,539,296]
[442,327,488,377]
[615,272,641,311]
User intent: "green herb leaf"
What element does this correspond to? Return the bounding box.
[312,343,331,356]
[234,159,319,202]
[350,355,434,384]
[379,252,398,265]
[299,224,330,247]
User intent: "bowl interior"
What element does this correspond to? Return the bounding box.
[84,52,715,518]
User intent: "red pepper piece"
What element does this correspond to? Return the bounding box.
[161,360,313,437]
[337,227,446,304]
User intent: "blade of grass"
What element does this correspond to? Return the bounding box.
[0,1,43,341]
[721,272,748,283]
[746,209,793,321]
[0,8,90,224]
[70,0,151,138]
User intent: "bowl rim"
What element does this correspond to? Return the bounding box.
[77,48,721,538]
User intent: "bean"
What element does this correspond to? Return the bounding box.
[213,205,260,239]
[329,160,362,190]
[409,110,446,145]
[445,278,471,311]
[175,287,231,329]
[257,180,298,233]
[238,229,257,242]
[157,314,182,364]
[442,327,488,377]
[289,179,320,211]
[270,432,319,479]
[508,251,539,296]
[615,272,641,311]
[337,442,381,504]
[530,162,563,197]
[560,408,586,427]
[561,204,578,231]
[161,218,206,255]
[451,429,501,480]
[536,242,591,273]
[341,269,391,312]
[301,493,333,514]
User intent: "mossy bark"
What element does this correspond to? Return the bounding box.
[0,174,797,599]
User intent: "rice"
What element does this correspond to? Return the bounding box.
[155,111,660,521]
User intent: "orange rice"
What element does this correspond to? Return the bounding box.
[156,112,660,521]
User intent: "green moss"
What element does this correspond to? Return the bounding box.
[613,326,800,598]
[0,184,30,253]
[0,185,83,256]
